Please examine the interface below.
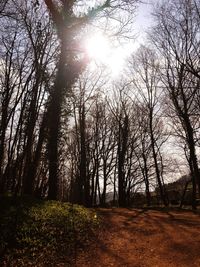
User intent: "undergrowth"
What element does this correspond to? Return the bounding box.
[0,196,99,266]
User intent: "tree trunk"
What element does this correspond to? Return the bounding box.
[142,153,151,206]
[180,180,190,208]
[149,112,168,206]
[47,43,66,199]
[118,115,128,207]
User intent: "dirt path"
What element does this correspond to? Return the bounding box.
[77,208,200,267]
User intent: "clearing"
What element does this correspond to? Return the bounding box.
[77,208,200,267]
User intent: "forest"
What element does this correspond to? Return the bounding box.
[0,0,200,266]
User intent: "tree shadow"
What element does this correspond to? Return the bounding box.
[86,208,200,267]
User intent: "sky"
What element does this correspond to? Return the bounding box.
[84,1,163,77]
[83,0,189,181]
[84,0,169,82]
[135,1,154,33]
[134,0,190,179]
[134,0,162,45]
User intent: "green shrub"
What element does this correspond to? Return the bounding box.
[0,196,99,266]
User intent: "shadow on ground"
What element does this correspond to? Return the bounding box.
[77,208,200,267]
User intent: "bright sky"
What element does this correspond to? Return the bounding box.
[135,0,154,37]
[84,32,132,76]
[134,0,165,44]
[83,0,189,180]
[84,0,160,77]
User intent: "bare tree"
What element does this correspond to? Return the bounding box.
[151,0,200,208]
[129,46,169,206]
[0,1,56,195]
[43,0,139,199]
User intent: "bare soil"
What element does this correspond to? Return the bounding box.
[76,208,200,267]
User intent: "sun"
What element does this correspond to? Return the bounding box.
[84,32,126,76]
[85,32,110,62]
[85,33,109,60]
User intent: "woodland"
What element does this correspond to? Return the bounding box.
[0,0,200,266]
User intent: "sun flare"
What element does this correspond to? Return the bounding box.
[84,32,126,76]
[85,33,110,62]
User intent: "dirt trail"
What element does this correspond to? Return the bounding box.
[77,208,200,267]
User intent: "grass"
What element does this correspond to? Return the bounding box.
[0,196,99,266]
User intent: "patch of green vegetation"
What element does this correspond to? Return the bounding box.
[0,196,99,266]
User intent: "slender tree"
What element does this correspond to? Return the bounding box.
[151,0,200,208]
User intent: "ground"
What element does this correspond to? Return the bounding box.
[76,208,200,267]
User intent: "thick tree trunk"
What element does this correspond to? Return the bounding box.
[184,116,200,208]
[188,129,200,197]
[47,43,66,200]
